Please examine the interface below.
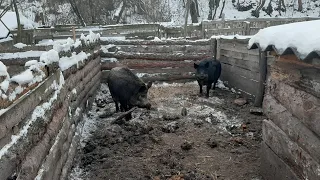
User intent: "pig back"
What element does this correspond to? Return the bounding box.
[107,67,146,102]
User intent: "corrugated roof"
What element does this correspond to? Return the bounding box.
[248,43,320,61]
[247,20,320,61]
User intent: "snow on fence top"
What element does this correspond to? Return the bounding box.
[0,31,100,110]
[248,20,320,60]
[211,34,253,40]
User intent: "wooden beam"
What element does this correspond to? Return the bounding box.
[254,50,267,107]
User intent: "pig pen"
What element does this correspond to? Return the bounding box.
[68,80,264,180]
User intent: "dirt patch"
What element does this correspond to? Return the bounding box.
[69,82,265,180]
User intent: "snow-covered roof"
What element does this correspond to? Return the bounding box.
[248,20,320,60]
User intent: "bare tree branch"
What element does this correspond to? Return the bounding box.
[219,0,226,18]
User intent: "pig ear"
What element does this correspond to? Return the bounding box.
[146,81,152,89]
[204,62,209,68]
[139,85,147,92]
[194,63,199,69]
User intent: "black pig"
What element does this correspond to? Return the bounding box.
[107,67,152,115]
[194,58,221,97]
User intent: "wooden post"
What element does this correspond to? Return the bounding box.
[72,26,76,41]
[13,0,22,43]
[254,49,268,107]
[213,38,217,58]
[184,0,191,39]
[201,22,206,39]
[215,38,221,60]
[244,21,250,35]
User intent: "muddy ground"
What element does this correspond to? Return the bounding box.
[69,81,265,180]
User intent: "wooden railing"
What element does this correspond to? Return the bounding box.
[201,17,320,38]
[6,17,320,44]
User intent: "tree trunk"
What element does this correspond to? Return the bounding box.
[116,0,127,24]
[208,0,215,20]
[88,0,95,23]
[195,0,200,17]
[298,0,302,12]
[281,0,286,12]
[278,0,282,15]
[68,0,86,26]
[12,0,22,42]
[184,0,191,39]
[212,0,220,20]
[252,0,266,17]
[190,0,198,23]
[219,0,226,18]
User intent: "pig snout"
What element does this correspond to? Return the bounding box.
[196,73,208,80]
[145,103,151,110]
[137,102,151,109]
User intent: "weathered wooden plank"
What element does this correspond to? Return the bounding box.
[220,49,260,62]
[220,42,259,56]
[101,59,198,70]
[100,39,213,46]
[220,54,259,72]
[100,51,211,61]
[263,119,320,180]
[220,63,259,97]
[270,56,320,98]
[221,62,260,81]
[264,93,320,164]
[112,44,213,54]
[101,67,196,83]
[268,77,320,137]
[260,142,300,180]
[254,50,267,107]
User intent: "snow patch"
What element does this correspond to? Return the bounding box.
[1,80,10,93]
[101,58,118,62]
[10,70,34,85]
[80,30,100,45]
[59,52,90,71]
[40,49,60,65]
[0,51,45,60]
[53,38,74,52]
[100,36,126,42]
[25,60,39,67]
[14,43,28,49]
[211,34,253,40]
[0,61,9,78]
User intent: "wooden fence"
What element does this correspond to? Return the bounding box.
[99,37,275,103]
[100,39,215,83]
[5,17,319,44]
[202,17,320,38]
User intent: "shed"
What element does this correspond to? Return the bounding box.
[248,20,320,180]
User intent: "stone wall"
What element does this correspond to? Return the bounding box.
[261,55,320,180]
[0,50,101,180]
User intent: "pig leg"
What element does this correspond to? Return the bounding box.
[120,101,132,120]
[212,82,217,90]
[206,83,212,97]
[198,81,203,95]
[114,101,120,112]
